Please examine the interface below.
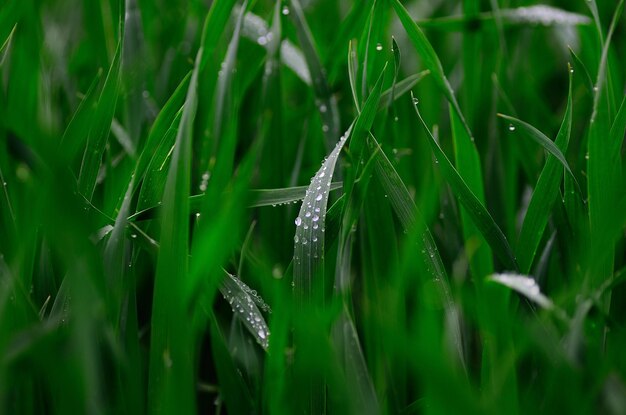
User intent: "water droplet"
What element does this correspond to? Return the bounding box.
[320,172,326,178]
[303,224,309,230]
[131,234,137,239]
[305,211,311,218]
[313,223,319,230]
[257,36,268,46]
[593,86,598,92]
[394,116,399,122]
[569,68,574,74]
[302,238,308,245]
[319,104,327,113]
[585,153,589,160]
[376,43,383,51]
[312,236,318,242]
[315,194,323,201]
[508,124,516,131]
[315,207,320,213]
[295,217,302,226]
[312,215,319,222]
[282,5,290,15]
[322,124,329,133]
[412,97,419,105]
[258,330,266,339]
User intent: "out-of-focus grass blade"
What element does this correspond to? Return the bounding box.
[147,37,200,415]
[413,97,518,271]
[498,113,580,195]
[379,71,430,110]
[348,40,360,111]
[516,67,573,273]
[391,0,471,138]
[60,70,102,161]
[78,39,123,201]
[241,9,311,85]
[366,133,466,369]
[417,5,591,31]
[288,0,340,151]
[219,271,271,350]
[488,273,554,310]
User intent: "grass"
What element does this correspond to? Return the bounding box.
[1,0,625,414]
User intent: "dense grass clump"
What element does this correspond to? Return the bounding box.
[1,0,626,413]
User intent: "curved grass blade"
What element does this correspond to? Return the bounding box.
[129,182,343,221]
[365,132,466,370]
[220,271,271,350]
[488,273,554,310]
[413,96,518,271]
[391,0,471,138]
[497,113,581,195]
[517,67,573,273]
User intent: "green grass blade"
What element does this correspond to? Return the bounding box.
[391,0,471,138]
[450,105,493,280]
[147,43,200,415]
[78,39,123,201]
[288,0,340,151]
[413,97,518,271]
[497,113,580,195]
[219,271,271,350]
[516,68,573,273]
[366,133,465,369]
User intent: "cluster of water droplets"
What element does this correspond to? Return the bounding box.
[220,273,271,349]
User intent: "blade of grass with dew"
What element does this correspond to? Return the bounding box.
[587,0,623,298]
[450,105,493,280]
[516,67,573,274]
[365,132,466,369]
[413,98,518,271]
[288,0,339,152]
[147,41,200,415]
[219,271,271,350]
[497,113,580,195]
[359,0,387,100]
[391,0,471,138]
[293,65,385,306]
[78,37,123,201]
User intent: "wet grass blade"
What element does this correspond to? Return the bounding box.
[219,271,271,350]
[413,96,518,271]
[516,67,573,273]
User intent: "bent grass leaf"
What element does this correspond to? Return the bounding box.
[413,97,518,271]
[497,113,580,195]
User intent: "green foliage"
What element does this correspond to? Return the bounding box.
[1,1,625,414]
